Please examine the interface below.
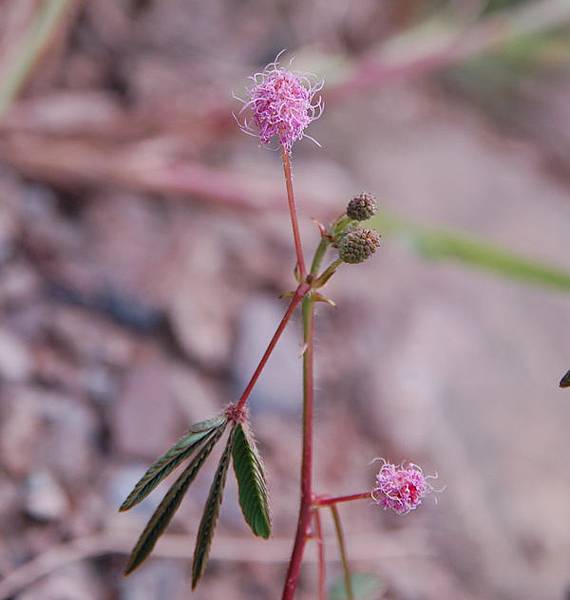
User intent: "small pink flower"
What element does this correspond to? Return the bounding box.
[236,52,323,152]
[372,460,434,515]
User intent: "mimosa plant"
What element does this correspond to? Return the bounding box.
[120,53,435,599]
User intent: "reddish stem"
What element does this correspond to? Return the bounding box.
[314,492,371,508]
[313,509,326,600]
[235,282,309,413]
[282,295,315,599]
[281,147,307,280]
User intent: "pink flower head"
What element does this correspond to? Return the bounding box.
[236,52,323,152]
[372,460,434,515]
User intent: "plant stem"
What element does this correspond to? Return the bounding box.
[282,293,315,599]
[281,147,307,280]
[310,238,329,276]
[313,509,326,600]
[314,492,371,507]
[330,505,354,600]
[235,282,309,412]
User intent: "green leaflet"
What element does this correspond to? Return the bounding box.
[231,422,271,539]
[119,415,227,512]
[191,426,236,589]
[124,423,227,575]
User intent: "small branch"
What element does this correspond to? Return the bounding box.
[313,509,326,600]
[281,147,307,280]
[330,505,354,600]
[235,282,309,412]
[0,530,432,599]
[315,492,371,508]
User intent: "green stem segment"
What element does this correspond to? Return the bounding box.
[330,504,354,600]
[282,293,316,599]
[282,188,336,598]
[310,238,330,276]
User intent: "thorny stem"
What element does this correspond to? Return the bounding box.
[313,509,326,600]
[314,492,371,507]
[281,147,307,280]
[330,505,354,600]
[235,282,310,413]
[282,293,316,600]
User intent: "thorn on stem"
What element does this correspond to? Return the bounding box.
[294,262,302,283]
[313,293,336,307]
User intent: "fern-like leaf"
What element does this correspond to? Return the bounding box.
[191,425,236,589]
[119,415,226,512]
[124,423,227,575]
[232,422,271,539]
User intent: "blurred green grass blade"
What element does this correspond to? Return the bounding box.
[0,0,73,121]
[329,572,385,600]
[370,213,570,291]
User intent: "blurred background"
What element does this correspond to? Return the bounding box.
[0,0,569,598]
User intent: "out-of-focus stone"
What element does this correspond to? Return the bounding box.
[119,559,187,600]
[167,365,221,425]
[50,307,135,368]
[38,390,99,485]
[0,385,41,475]
[0,329,33,382]
[24,471,69,522]
[17,564,104,600]
[112,348,180,457]
[232,295,302,414]
[159,217,238,369]
[0,261,40,308]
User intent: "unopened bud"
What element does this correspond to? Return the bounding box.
[338,226,381,264]
[346,193,377,221]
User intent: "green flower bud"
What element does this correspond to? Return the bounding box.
[346,193,377,221]
[338,226,381,264]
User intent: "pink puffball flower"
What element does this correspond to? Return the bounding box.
[372,460,435,515]
[236,53,323,152]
